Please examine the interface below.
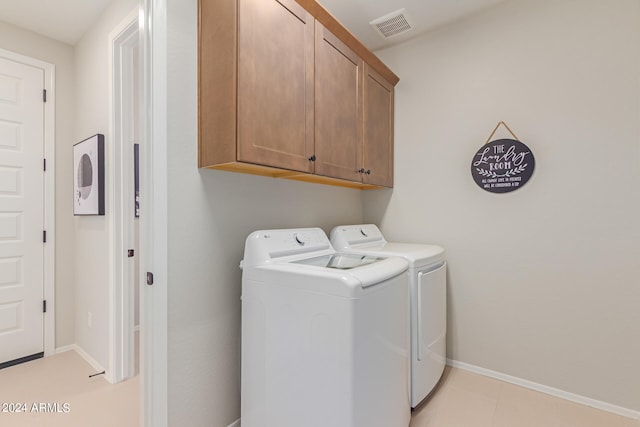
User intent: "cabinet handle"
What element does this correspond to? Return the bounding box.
[365,169,371,175]
[308,155,316,162]
[357,168,365,174]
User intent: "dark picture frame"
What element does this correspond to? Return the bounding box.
[134,143,140,218]
[73,134,105,215]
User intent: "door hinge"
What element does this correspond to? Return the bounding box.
[43,158,46,171]
[43,230,46,243]
[43,300,47,313]
[43,89,47,102]
[146,272,154,286]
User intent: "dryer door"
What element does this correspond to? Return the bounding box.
[412,261,447,407]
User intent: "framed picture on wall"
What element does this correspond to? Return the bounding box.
[73,134,105,215]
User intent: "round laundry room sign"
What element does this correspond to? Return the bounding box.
[471,138,535,193]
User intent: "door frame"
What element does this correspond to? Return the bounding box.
[140,0,168,425]
[108,9,139,384]
[0,48,56,359]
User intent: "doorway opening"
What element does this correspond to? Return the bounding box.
[109,9,140,384]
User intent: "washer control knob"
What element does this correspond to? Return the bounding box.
[294,234,305,246]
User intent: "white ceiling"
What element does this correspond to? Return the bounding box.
[0,0,508,49]
[0,0,111,45]
[317,0,510,51]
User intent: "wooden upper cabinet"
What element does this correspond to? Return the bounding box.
[237,0,314,172]
[363,65,394,187]
[198,0,399,189]
[198,0,237,168]
[314,23,363,182]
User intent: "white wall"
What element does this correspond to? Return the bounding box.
[0,21,76,349]
[165,0,364,424]
[366,0,640,412]
[73,0,138,371]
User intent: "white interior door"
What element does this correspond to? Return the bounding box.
[0,56,45,365]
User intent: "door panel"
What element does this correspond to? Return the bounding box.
[363,65,394,187]
[314,23,363,182]
[237,0,314,172]
[0,57,44,364]
[412,262,447,406]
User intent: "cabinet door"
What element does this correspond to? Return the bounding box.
[363,65,394,187]
[314,23,363,182]
[237,0,314,172]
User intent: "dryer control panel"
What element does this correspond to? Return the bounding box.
[330,224,385,249]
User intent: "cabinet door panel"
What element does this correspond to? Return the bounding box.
[314,23,363,182]
[238,0,314,172]
[363,65,394,187]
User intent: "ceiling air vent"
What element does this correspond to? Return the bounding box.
[369,8,413,39]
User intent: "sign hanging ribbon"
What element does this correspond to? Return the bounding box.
[485,121,520,145]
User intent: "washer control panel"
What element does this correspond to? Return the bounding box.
[264,229,329,255]
[243,228,332,265]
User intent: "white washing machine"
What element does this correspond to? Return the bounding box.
[331,224,446,408]
[240,228,411,427]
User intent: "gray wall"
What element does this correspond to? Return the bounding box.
[365,0,640,411]
[165,0,364,425]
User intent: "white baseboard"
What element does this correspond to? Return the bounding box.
[447,359,640,421]
[55,344,75,354]
[227,419,240,427]
[55,344,111,383]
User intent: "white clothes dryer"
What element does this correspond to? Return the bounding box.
[331,224,446,408]
[240,228,411,427]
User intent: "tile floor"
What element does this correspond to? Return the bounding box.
[410,367,640,427]
[1,352,637,426]
[0,350,139,427]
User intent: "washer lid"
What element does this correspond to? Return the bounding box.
[293,253,384,270]
[244,255,408,296]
